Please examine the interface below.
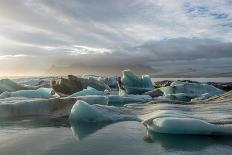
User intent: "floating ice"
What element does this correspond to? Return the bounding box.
[69,86,109,97]
[120,69,153,95]
[76,95,108,105]
[69,100,139,123]
[98,76,118,88]
[0,79,37,93]
[0,97,76,117]
[144,110,232,135]
[108,95,152,105]
[0,88,59,99]
[159,81,223,101]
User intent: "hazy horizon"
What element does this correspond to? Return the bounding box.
[0,0,232,76]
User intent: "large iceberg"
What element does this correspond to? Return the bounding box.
[69,100,139,123]
[119,69,153,95]
[159,81,223,101]
[0,88,59,99]
[143,110,232,135]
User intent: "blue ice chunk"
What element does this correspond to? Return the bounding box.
[69,100,107,122]
[108,95,152,105]
[69,100,139,123]
[159,81,223,101]
[76,95,108,105]
[121,69,153,94]
[69,86,109,97]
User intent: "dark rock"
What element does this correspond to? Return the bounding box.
[143,89,164,98]
[154,80,172,88]
[207,82,232,91]
[51,75,110,95]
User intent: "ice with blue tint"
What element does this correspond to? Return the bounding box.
[0,88,59,99]
[143,110,232,135]
[159,81,223,101]
[76,95,108,105]
[0,97,76,117]
[108,95,152,105]
[69,100,138,123]
[140,91,232,135]
[69,86,109,97]
[121,69,153,95]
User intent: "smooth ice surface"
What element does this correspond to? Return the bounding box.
[159,81,223,101]
[69,86,108,97]
[0,88,59,99]
[144,110,232,135]
[69,100,138,123]
[121,69,153,94]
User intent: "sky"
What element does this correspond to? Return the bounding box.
[0,0,232,76]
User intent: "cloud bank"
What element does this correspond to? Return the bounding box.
[0,0,232,76]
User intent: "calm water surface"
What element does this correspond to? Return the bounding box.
[0,118,232,155]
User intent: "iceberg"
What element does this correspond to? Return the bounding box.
[159,81,223,101]
[0,97,77,117]
[143,110,232,135]
[97,76,118,88]
[69,86,109,97]
[119,69,153,95]
[108,95,152,105]
[0,88,59,99]
[0,79,37,93]
[76,95,108,105]
[69,100,139,123]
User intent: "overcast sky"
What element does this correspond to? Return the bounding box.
[0,0,232,76]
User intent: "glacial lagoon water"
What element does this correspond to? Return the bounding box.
[0,118,232,155]
[0,77,232,155]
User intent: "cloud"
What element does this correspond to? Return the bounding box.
[0,0,232,75]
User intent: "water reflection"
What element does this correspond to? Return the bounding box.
[144,130,232,151]
[70,122,109,140]
[0,116,70,128]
